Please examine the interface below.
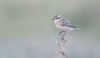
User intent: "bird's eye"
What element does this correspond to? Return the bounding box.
[56,16,61,19]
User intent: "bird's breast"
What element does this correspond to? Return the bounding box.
[54,21,66,30]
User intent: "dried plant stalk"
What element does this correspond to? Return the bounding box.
[56,31,72,58]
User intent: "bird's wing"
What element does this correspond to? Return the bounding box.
[61,19,77,28]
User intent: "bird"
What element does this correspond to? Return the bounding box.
[52,15,79,31]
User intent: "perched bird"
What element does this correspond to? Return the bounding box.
[53,15,79,58]
[53,15,79,31]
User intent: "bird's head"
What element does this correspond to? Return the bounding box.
[52,15,63,20]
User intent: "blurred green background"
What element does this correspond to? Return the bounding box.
[0,0,100,58]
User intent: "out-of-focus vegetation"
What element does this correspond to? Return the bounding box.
[0,0,100,58]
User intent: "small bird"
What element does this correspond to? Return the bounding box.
[53,15,79,31]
